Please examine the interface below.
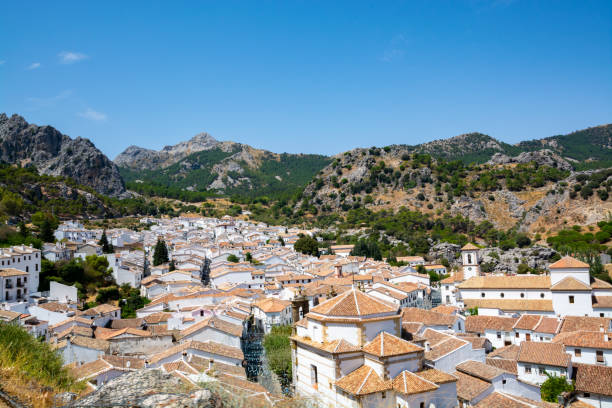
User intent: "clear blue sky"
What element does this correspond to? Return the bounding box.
[1,1,611,159]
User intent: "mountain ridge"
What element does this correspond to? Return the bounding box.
[0,113,126,198]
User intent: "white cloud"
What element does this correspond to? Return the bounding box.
[26,90,72,109]
[27,62,41,70]
[59,51,88,64]
[78,108,107,121]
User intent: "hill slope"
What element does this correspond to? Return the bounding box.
[116,135,331,200]
[0,113,126,197]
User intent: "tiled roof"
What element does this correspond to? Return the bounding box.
[552,331,612,350]
[290,335,361,354]
[458,275,550,289]
[550,277,592,291]
[415,369,458,385]
[402,307,456,327]
[593,296,612,309]
[38,302,74,313]
[560,316,611,333]
[549,256,589,269]
[517,341,570,367]
[69,358,112,380]
[463,299,554,312]
[110,318,144,330]
[392,370,438,395]
[0,268,28,277]
[162,361,199,375]
[253,298,291,313]
[573,363,612,397]
[362,332,423,357]
[430,305,459,315]
[513,314,544,331]
[309,288,398,318]
[70,335,110,351]
[474,391,557,407]
[462,243,480,251]
[453,371,492,401]
[456,360,508,381]
[466,315,517,333]
[178,316,243,339]
[335,365,391,396]
[591,277,612,289]
[488,344,520,360]
[486,358,518,375]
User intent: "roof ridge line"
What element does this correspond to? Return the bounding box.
[357,366,373,394]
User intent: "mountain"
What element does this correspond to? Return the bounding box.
[116,136,331,200]
[299,125,612,233]
[0,113,126,197]
[114,133,237,170]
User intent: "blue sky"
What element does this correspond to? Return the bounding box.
[1,1,611,159]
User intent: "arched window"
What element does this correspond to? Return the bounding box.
[467,254,472,264]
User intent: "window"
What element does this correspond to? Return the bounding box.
[35,264,38,271]
[497,332,502,339]
[525,366,532,374]
[515,332,520,338]
[584,393,590,398]
[25,266,29,273]
[446,286,449,290]
[575,348,581,357]
[502,379,506,385]
[481,293,485,298]
[310,365,318,386]
[538,366,545,375]
[597,350,604,363]
[467,254,472,264]
[381,392,386,399]
[500,293,505,298]
[540,293,545,298]
[601,313,605,318]
[520,293,525,298]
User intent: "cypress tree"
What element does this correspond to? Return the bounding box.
[153,238,169,266]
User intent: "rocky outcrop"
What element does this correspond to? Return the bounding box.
[488,149,572,171]
[114,133,238,170]
[72,370,214,408]
[0,113,126,197]
[478,246,558,274]
[450,196,487,222]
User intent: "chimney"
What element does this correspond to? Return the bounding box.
[209,359,214,370]
[601,324,605,333]
[335,265,342,278]
[144,360,149,369]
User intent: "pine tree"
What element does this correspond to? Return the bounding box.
[153,238,169,266]
[40,219,54,242]
[169,259,176,271]
[99,230,113,254]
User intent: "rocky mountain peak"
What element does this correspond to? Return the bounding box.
[0,113,126,197]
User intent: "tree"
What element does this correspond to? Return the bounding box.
[98,230,114,253]
[516,234,532,248]
[40,219,55,242]
[294,234,319,257]
[227,254,239,263]
[168,259,176,271]
[152,238,169,266]
[278,236,285,246]
[540,372,573,402]
[350,239,382,261]
[245,252,253,263]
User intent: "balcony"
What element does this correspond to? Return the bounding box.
[5,283,13,289]
[16,281,25,288]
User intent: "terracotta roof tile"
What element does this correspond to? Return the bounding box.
[310,288,398,318]
[488,344,520,360]
[466,315,517,333]
[552,331,612,350]
[551,277,592,291]
[560,316,611,333]
[290,335,361,354]
[464,299,553,312]
[573,363,612,397]
[593,296,612,309]
[335,365,392,396]
[474,392,557,407]
[462,243,480,251]
[458,275,550,289]
[392,370,438,395]
[517,341,570,367]
[549,256,589,269]
[402,307,457,327]
[362,332,423,357]
[486,358,518,375]
[457,360,508,381]
[415,369,457,384]
[253,298,291,313]
[454,371,491,401]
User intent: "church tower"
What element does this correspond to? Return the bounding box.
[461,243,481,280]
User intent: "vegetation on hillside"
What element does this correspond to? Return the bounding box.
[0,323,81,407]
[120,148,331,202]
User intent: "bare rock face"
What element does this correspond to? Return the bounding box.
[488,149,572,171]
[72,369,214,408]
[0,113,126,197]
[478,246,558,274]
[450,196,487,222]
[114,132,237,170]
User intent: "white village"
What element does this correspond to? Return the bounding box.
[2,215,612,408]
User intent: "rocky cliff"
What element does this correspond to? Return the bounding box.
[0,113,126,197]
[114,133,239,170]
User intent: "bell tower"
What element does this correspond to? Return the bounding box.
[461,243,481,280]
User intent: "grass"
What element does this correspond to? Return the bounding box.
[0,323,82,407]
